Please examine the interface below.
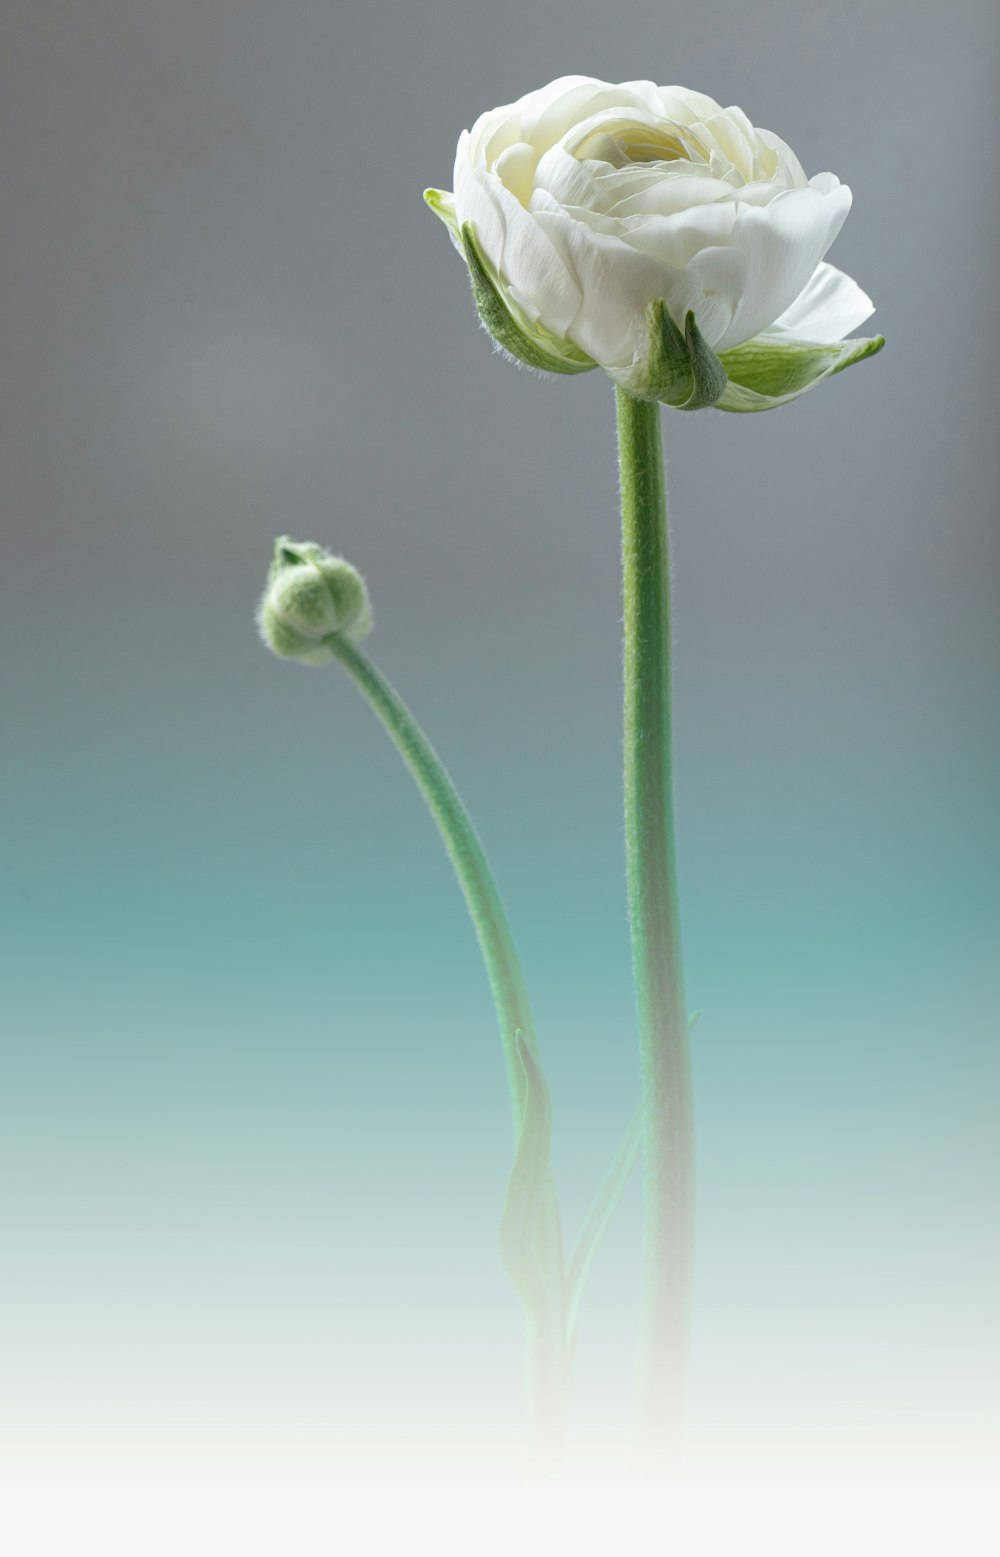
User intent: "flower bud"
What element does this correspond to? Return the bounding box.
[257,537,372,666]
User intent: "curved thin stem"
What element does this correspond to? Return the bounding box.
[327,636,537,1100]
[324,632,568,1450]
[616,387,696,1459]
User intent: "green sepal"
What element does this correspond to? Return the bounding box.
[459,223,595,377]
[499,1031,560,1320]
[715,332,885,413]
[631,300,728,410]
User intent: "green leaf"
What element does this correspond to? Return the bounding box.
[499,1031,560,1319]
[460,224,595,376]
[715,332,885,413]
[634,301,727,410]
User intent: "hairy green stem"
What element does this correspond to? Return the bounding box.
[616,388,695,1457]
[328,635,533,1103]
[324,632,568,1450]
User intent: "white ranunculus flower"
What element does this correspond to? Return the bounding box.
[426,76,882,411]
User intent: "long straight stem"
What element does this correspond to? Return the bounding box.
[325,632,568,1446]
[616,388,695,1457]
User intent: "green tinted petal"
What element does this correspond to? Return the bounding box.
[715,332,885,413]
[423,187,461,246]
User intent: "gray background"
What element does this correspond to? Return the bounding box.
[3,0,998,1473]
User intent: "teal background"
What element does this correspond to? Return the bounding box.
[2,0,997,1481]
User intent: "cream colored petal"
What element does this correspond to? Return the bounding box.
[696,109,758,179]
[614,79,675,115]
[494,142,539,206]
[655,85,727,124]
[468,105,523,167]
[755,127,810,187]
[532,144,604,209]
[560,105,710,166]
[518,78,646,152]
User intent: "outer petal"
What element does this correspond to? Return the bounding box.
[454,154,582,337]
[461,225,595,374]
[486,170,583,334]
[762,261,875,344]
[697,182,852,351]
[530,206,692,367]
[454,133,506,263]
[471,104,523,168]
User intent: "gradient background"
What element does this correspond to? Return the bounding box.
[2,0,998,1543]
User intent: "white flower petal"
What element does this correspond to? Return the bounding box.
[488,176,582,335]
[614,202,740,270]
[531,208,677,367]
[808,171,842,196]
[762,261,875,343]
[454,144,506,267]
[455,158,582,337]
[703,183,852,351]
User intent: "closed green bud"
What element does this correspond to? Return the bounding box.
[257,537,372,666]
